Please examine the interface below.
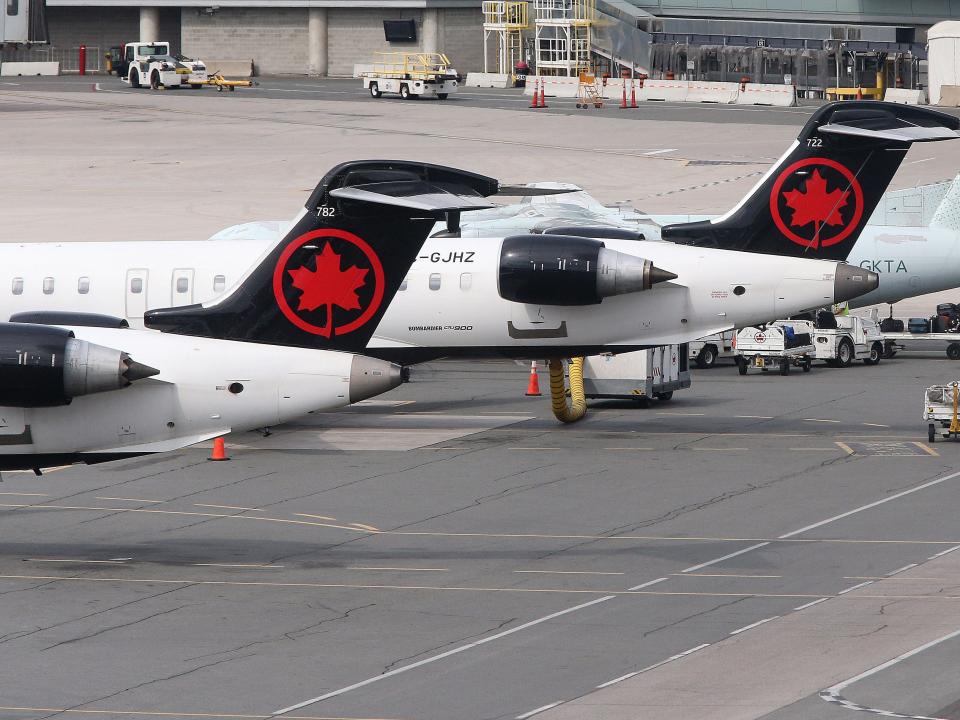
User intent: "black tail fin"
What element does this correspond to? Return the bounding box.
[661,102,960,259]
[144,161,498,352]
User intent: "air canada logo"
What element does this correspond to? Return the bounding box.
[272,229,385,338]
[770,158,863,250]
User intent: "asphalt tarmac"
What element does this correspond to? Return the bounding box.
[3,74,960,720]
[2,356,960,720]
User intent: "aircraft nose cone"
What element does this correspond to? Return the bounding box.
[349,355,403,404]
[833,263,879,303]
[649,265,679,285]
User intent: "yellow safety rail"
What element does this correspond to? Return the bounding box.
[370,52,454,80]
[482,0,530,28]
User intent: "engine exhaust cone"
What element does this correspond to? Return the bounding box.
[649,266,678,285]
[122,358,161,383]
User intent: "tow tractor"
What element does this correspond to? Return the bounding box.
[121,41,208,89]
[734,323,815,375]
[924,381,960,442]
[689,330,736,369]
[809,312,884,367]
[362,52,458,100]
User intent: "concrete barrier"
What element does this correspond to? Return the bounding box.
[635,80,689,102]
[883,88,926,105]
[0,61,60,76]
[205,59,254,78]
[523,76,582,98]
[938,85,960,107]
[685,81,739,104]
[464,72,511,88]
[353,63,374,78]
[736,83,797,107]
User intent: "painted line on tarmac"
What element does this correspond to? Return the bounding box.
[885,564,918,577]
[514,570,625,575]
[515,701,563,719]
[820,627,960,719]
[838,581,874,595]
[794,597,829,611]
[929,544,960,559]
[681,543,771,573]
[730,616,779,635]
[0,707,395,720]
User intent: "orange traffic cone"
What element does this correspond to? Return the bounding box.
[530,78,540,108]
[209,436,229,461]
[856,85,863,100]
[629,80,638,108]
[539,80,547,108]
[619,82,628,109]
[525,361,541,396]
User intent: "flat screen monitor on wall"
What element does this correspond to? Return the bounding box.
[383,19,417,42]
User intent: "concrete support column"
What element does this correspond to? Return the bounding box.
[307,7,328,76]
[139,7,160,42]
[422,8,440,55]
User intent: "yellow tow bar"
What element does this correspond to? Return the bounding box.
[549,357,587,423]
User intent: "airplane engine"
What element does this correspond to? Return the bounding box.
[0,324,158,407]
[498,235,677,306]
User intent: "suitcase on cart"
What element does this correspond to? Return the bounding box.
[909,317,931,333]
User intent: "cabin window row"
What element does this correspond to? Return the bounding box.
[398,273,473,292]
[10,275,228,295]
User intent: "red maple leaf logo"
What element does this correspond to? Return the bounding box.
[287,243,369,338]
[782,169,850,245]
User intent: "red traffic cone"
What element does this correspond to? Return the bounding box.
[539,80,547,108]
[529,78,540,108]
[209,436,229,461]
[619,81,628,109]
[629,79,638,108]
[525,361,541,396]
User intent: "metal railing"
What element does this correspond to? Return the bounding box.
[0,45,101,72]
[482,1,530,29]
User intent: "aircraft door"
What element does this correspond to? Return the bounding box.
[125,268,149,320]
[171,268,195,306]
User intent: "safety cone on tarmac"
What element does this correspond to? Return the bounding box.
[525,361,542,396]
[209,436,229,461]
[539,80,547,108]
[629,79,638,108]
[856,85,863,100]
[619,81,628,109]
[530,78,540,108]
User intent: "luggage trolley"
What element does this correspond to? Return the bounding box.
[923,381,960,442]
[575,71,603,109]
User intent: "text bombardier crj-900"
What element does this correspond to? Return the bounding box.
[0,164,505,471]
[2,103,957,369]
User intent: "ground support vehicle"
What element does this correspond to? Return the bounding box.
[882,331,960,360]
[734,323,814,376]
[811,315,884,367]
[362,52,458,100]
[582,345,691,406]
[924,381,960,441]
[186,72,255,91]
[689,330,736,369]
[121,42,207,90]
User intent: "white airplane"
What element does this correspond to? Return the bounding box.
[1,103,955,368]
[0,161,495,471]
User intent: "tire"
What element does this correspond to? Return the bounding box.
[802,359,812,372]
[737,359,748,376]
[229,85,235,91]
[697,345,718,369]
[150,71,161,90]
[929,423,937,443]
[654,391,673,402]
[633,397,651,409]
[190,83,201,89]
[369,82,381,98]
[129,69,140,88]
[400,84,411,99]
[437,93,448,100]
[779,360,790,376]
[947,343,960,360]
[836,337,854,368]
[865,342,882,366]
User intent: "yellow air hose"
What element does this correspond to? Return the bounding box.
[549,357,587,423]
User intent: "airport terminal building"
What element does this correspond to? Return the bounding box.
[8,0,960,92]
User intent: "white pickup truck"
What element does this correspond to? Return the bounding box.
[122,41,208,90]
[734,322,815,375]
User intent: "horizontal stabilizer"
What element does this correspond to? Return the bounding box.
[329,180,495,212]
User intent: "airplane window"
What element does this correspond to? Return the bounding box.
[11,278,22,295]
[460,273,472,291]
[42,277,54,295]
[130,278,143,294]
[213,275,226,292]
[7,0,18,16]
[398,279,408,291]
[176,277,189,293]
[429,273,441,291]
[78,277,90,294]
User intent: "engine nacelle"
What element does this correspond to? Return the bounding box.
[498,235,676,306]
[0,324,158,407]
